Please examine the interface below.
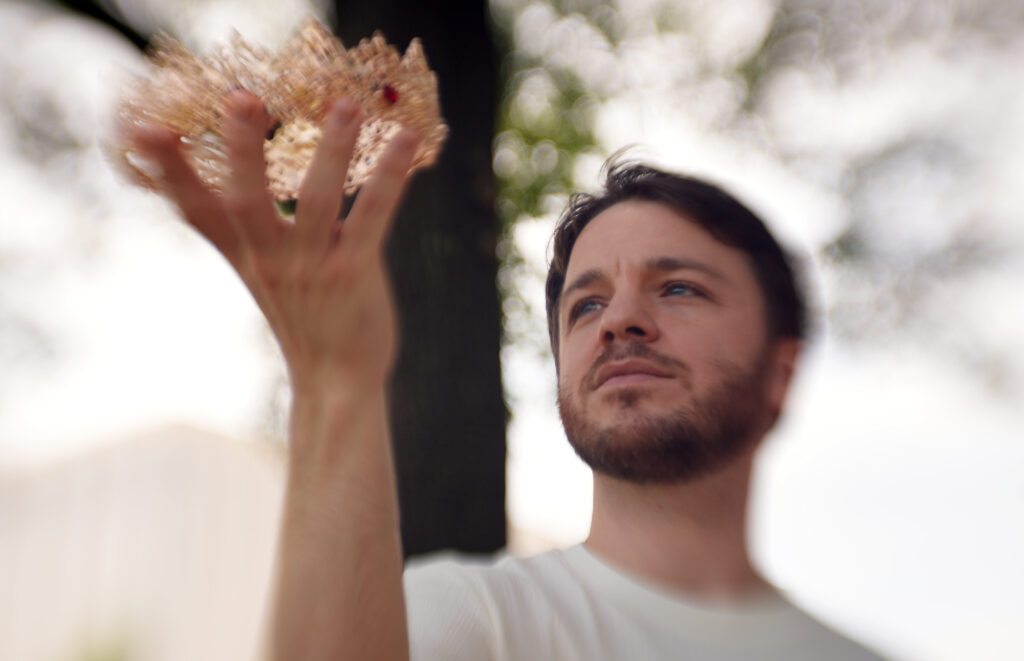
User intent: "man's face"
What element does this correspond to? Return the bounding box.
[555,200,791,483]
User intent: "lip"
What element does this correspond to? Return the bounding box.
[593,359,673,389]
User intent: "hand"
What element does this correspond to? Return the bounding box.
[130,90,420,394]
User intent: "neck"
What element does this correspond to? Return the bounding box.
[585,447,768,604]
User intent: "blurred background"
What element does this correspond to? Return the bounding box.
[1,0,1022,659]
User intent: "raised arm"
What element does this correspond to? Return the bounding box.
[130,90,418,660]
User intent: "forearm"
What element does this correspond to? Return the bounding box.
[268,383,408,661]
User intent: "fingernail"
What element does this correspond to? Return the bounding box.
[395,129,420,153]
[129,123,174,151]
[126,149,165,181]
[226,99,249,120]
[226,91,263,122]
[330,99,360,126]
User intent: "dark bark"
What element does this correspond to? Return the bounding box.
[332,1,507,558]
[49,0,148,49]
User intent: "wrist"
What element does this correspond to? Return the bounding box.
[288,363,389,402]
[287,372,390,463]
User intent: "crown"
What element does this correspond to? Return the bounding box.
[112,19,448,200]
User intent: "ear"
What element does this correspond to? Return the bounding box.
[766,338,801,422]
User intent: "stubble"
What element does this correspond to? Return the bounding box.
[557,343,771,484]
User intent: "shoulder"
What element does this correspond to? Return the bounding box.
[403,548,891,661]
[404,547,581,623]
[403,548,586,661]
[767,594,890,661]
[403,553,498,661]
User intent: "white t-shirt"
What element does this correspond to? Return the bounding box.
[404,545,885,660]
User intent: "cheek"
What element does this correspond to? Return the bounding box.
[556,354,579,394]
[672,321,748,386]
[704,300,767,361]
[557,340,590,394]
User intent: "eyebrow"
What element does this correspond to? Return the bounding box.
[645,256,730,283]
[560,269,606,308]
[561,256,731,306]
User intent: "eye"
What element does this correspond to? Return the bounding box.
[663,282,702,298]
[569,297,603,322]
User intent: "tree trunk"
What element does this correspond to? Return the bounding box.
[333,0,507,558]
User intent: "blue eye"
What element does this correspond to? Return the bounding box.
[664,282,698,297]
[570,298,602,321]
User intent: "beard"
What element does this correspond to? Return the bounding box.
[557,342,773,485]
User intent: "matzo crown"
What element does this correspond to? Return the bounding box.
[113,18,447,200]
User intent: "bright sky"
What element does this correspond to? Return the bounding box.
[1,1,1022,660]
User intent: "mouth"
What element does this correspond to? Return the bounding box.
[592,359,674,390]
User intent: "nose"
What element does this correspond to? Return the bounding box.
[598,290,659,344]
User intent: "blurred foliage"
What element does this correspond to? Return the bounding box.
[739,0,1022,393]
[738,0,1024,109]
[0,3,132,387]
[492,0,1024,393]
[489,0,716,350]
[2,0,1022,393]
[490,2,600,226]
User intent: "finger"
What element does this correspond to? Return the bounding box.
[221,90,282,248]
[342,129,420,254]
[130,124,240,258]
[294,99,362,248]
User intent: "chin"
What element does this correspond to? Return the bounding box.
[557,361,772,484]
[595,383,685,415]
[564,407,756,484]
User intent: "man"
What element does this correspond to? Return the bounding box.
[130,91,884,660]
[402,166,885,660]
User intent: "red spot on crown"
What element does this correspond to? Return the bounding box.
[382,84,399,104]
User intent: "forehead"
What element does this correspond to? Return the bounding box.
[564,200,752,282]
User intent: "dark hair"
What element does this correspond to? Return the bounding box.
[545,159,808,354]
